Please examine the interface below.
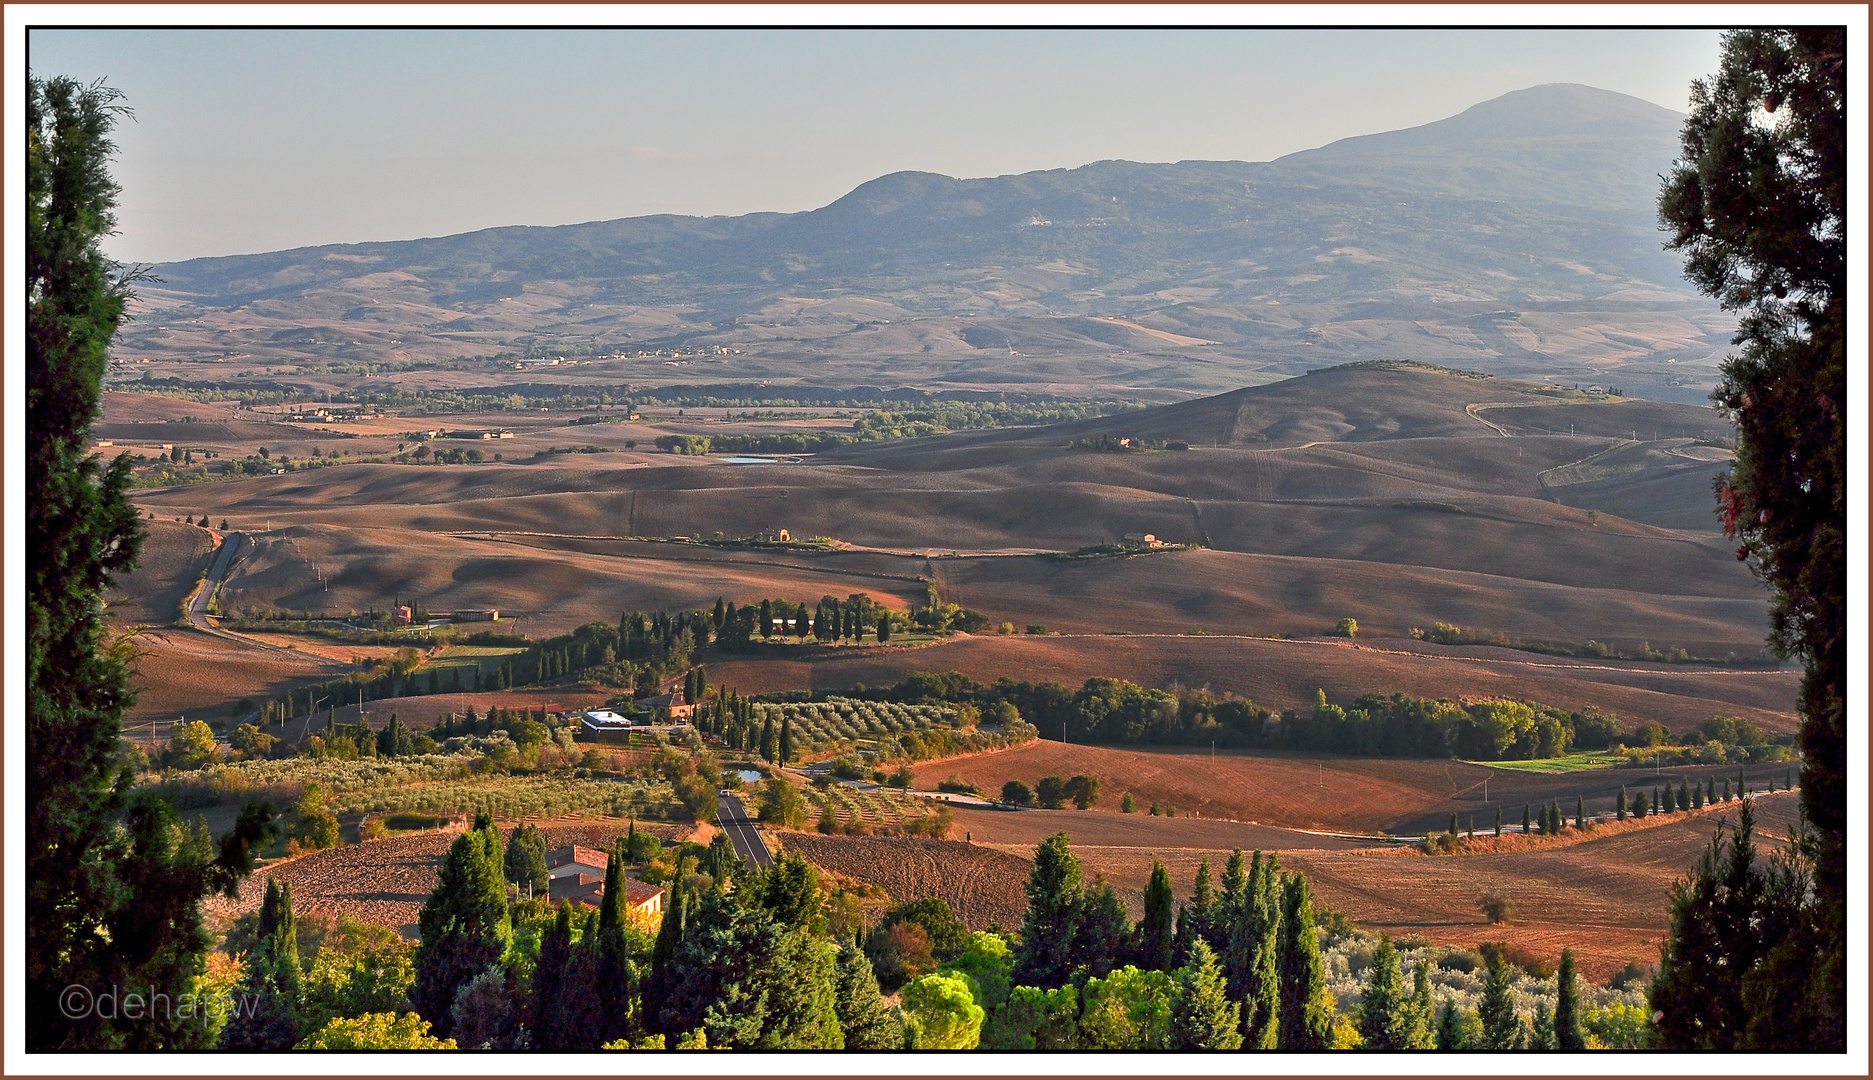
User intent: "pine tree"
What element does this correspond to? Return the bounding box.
[1170,939,1242,1050]
[1356,936,1410,1049]
[1276,872,1331,1050]
[1477,951,1519,1050]
[1404,957,1435,1049]
[1435,1000,1466,1049]
[834,938,903,1050]
[1013,833,1083,990]
[1555,948,1584,1049]
[1135,861,1175,971]
[1531,1000,1558,1049]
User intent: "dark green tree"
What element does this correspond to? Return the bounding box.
[877,614,891,643]
[1013,833,1083,990]
[834,938,904,1050]
[1072,878,1130,981]
[1521,804,1531,833]
[1356,935,1411,1050]
[1651,800,1811,1049]
[1661,36,1844,1046]
[1477,950,1519,1050]
[1169,939,1241,1050]
[758,598,773,638]
[412,820,511,1038]
[1134,861,1175,971]
[27,75,272,1051]
[1617,786,1629,821]
[779,712,793,764]
[503,823,549,896]
[221,876,304,1050]
[530,902,576,1049]
[1555,948,1584,1049]
[1435,1000,1467,1049]
[1275,872,1331,1050]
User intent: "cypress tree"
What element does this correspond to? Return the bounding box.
[779,712,793,765]
[221,876,304,1049]
[1576,796,1585,829]
[1618,786,1629,820]
[642,882,687,1028]
[1448,813,1459,838]
[1555,948,1584,1049]
[1635,790,1650,818]
[1276,872,1331,1050]
[760,714,776,762]
[1723,777,1732,802]
[1680,779,1692,811]
[1242,852,1283,1049]
[1661,785,1673,813]
[1184,857,1217,960]
[530,902,575,1049]
[1170,938,1243,1049]
[1494,807,1502,836]
[1522,804,1531,833]
[759,598,773,638]
[411,820,511,1038]
[876,614,890,643]
[1135,861,1175,971]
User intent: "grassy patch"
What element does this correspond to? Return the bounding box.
[1475,753,1624,774]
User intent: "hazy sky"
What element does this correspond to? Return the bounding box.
[27,26,1726,264]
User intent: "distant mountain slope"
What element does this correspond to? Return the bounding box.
[119,84,1729,402]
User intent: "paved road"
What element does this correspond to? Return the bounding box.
[716,792,775,869]
[187,531,244,630]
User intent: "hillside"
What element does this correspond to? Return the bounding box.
[116,364,1788,734]
[113,84,1732,403]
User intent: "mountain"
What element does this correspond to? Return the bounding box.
[117,84,1732,403]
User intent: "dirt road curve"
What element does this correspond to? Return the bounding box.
[716,792,775,869]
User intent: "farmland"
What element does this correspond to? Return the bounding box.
[106,364,1802,992]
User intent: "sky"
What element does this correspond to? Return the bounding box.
[25,26,1727,264]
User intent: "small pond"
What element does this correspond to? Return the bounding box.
[737,769,764,784]
[718,456,779,464]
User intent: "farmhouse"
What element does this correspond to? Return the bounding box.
[755,527,792,542]
[1122,532,1164,547]
[578,709,635,743]
[545,845,665,916]
[635,689,694,723]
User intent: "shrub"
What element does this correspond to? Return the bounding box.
[937,777,982,797]
[1000,780,1034,806]
[1477,892,1512,924]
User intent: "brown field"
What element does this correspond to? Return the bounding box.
[704,633,1796,735]
[120,627,347,730]
[915,740,1797,835]
[105,517,217,626]
[777,834,1040,930]
[776,791,1798,982]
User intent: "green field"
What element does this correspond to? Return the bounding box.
[1475,753,1625,774]
[427,644,527,671]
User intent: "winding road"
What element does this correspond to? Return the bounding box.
[186,531,288,653]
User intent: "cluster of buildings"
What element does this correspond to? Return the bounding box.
[576,687,696,743]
